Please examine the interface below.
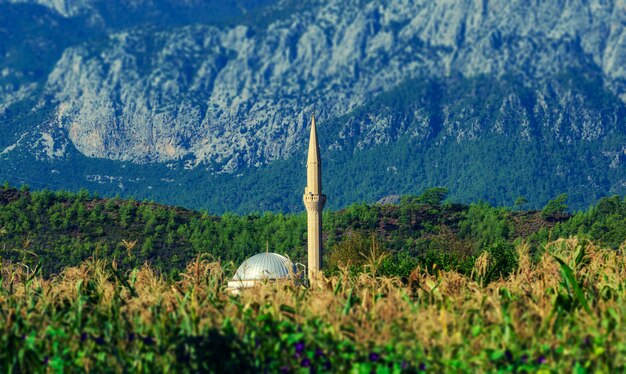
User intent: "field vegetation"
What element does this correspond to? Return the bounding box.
[1,238,625,372]
[3,184,626,371]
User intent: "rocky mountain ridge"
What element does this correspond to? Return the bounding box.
[36,0,626,170]
[1,0,626,212]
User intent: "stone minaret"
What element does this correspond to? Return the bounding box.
[303,114,326,280]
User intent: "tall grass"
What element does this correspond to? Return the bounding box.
[1,238,625,372]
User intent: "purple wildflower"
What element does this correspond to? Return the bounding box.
[315,348,325,359]
[295,341,305,354]
[43,356,49,365]
[279,366,290,373]
[520,354,528,363]
[128,332,135,342]
[80,332,88,342]
[94,336,105,345]
[419,362,426,371]
[143,336,154,345]
[301,358,311,367]
[401,361,408,370]
[369,352,380,362]
[537,356,547,365]
[505,350,513,362]
[323,361,331,370]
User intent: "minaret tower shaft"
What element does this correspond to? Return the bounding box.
[303,115,326,280]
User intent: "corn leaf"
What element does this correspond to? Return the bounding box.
[553,255,592,314]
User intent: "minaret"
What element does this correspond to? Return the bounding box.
[303,114,326,280]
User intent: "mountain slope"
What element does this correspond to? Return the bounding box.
[1,0,626,212]
[38,0,626,167]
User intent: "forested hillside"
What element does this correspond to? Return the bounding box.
[2,184,626,280]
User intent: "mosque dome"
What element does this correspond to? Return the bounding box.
[233,253,298,281]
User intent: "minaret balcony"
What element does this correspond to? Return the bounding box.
[303,194,326,203]
[303,195,326,212]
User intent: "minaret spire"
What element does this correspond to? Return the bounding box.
[303,114,326,281]
[306,114,322,194]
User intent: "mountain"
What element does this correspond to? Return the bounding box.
[1,0,626,213]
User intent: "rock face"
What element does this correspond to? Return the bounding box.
[1,0,626,211]
[34,0,626,169]
[3,0,89,17]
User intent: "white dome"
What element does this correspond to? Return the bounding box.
[233,253,297,281]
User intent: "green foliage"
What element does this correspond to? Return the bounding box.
[552,254,592,314]
[419,187,449,206]
[544,195,626,249]
[485,242,518,283]
[459,203,513,245]
[542,194,569,219]
[514,196,528,208]
[401,187,449,207]
[327,231,370,269]
[2,184,626,283]
[378,251,420,278]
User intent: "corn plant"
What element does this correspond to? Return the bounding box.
[0,238,625,372]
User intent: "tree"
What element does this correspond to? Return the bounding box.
[542,194,568,219]
[514,196,528,209]
[328,231,369,269]
[141,237,155,258]
[119,203,135,228]
[418,187,449,206]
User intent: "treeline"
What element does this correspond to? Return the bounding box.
[1,183,626,280]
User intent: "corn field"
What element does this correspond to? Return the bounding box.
[1,238,625,372]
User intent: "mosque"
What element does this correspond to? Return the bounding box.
[227,115,326,290]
